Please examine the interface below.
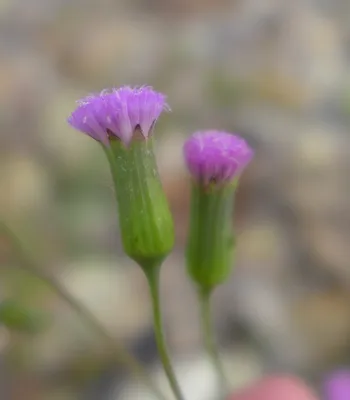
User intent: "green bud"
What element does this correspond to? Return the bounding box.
[103,133,174,270]
[186,183,235,292]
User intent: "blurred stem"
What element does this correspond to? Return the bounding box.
[144,265,185,400]
[199,287,229,399]
[0,222,167,400]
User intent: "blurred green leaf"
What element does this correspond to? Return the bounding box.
[0,299,49,334]
[206,72,249,108]
[341,86,350,117]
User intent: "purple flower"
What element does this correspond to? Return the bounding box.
[183,130,254,186]
[68,86,169,145]
[324,370,350,400]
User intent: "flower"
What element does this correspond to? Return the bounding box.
[68,86,169,146]
[68,85,173,269]
[324,370,350,400]
[184,130,254,289]
[183,130,254,187]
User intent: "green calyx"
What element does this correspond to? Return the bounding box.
[186,182,236,291]
[103,133,174,270]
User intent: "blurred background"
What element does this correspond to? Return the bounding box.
[1,0,350,399]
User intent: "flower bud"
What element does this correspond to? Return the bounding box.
[183,130,253,290]
[68,86,174,269]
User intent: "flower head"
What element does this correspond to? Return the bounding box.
[324,370,350,400]
[183,130,254,187]
[68,86,169,145]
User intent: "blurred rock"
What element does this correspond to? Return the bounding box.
[0,154,52,222]
[229,375,318,400]
[46,16,167,85]
[40,87,99,172]
[119,348,262,400]
[293,291,350,369]
[157,132,190,247]
[299,218,350,285]
[236,219,290,273]
[28,257,151,373]
[159,253,201,354]
[282,126,345,220]
[277,7,344,107]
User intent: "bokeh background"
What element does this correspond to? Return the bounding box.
[1,0,350,399]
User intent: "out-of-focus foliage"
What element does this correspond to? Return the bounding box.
[0,299,49,334]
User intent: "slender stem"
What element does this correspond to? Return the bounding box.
[199,287,229,399]
[145,266,185,400]
[1,222,167,400]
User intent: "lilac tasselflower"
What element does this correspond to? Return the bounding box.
[184,130,254,290]
[67,85,174,271]
[68,86,169,146]
[68,87,183,399]
[184,130,254,394]
[183,130,254,187]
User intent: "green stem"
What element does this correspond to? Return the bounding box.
[1,222,167,400]
[199,288,229,399]
[145,266,185,400]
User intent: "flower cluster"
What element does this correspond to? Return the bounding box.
[68,86,169,146]
[67,85,255,400]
